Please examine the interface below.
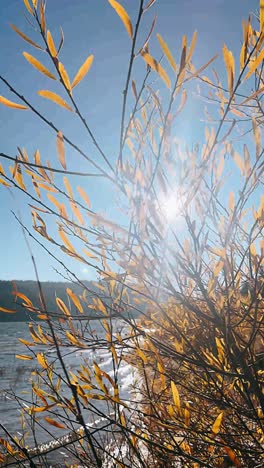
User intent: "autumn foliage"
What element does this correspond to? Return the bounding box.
[0,0,263,466]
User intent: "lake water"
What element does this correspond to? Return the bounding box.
[0,321,133,466]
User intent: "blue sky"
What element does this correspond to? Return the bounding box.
[0,0,259,281]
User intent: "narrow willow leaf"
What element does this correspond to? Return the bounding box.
[47,30,57,57]
[44,417,65,429]
[16,354,33,360]
[10,24,42,49]
[212,412,223,434]
[38,90,72,111]
[0,306,16,313]
[69,201,84,225]
[141,51,171,89]
[244,47,264,81]
[72,54,94,89]
[223,44,235,96]
[40,1,46,33]
[0,95,28,110]
[67,288,83,313]
[59,62,72,92]
[56,131,66,169]
[157,34,177,71]
[252,116,261,158]
[77,186,91,208]
[32,0,38,8]
[63,176,73,198]
[186,30,197,64]
[57,27,64,55]
[108,0,133,38]
[58,229,75,253]
[23,52,56,80]
[229,192,235,212]
[261,0,264,34]
[132,79,137,99]
[56,297,71,316]
[171,381,180,412]
[36,353,48,369]
[24,0,33,15]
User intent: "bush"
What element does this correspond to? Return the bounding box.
[0,0,263,466]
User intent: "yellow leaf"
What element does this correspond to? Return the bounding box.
[66,330,79,346]
[252,117,261,159]
[66,288,83,313]
[212,412,223,434]
[59,62,72,93]
[23,52,56,80]
[260,0,264,34]
[0,177,10,187]
[229,191,235,212]
[56,131,66,169]
[141,51,171,89]
[56,297,71,316]
[0,95,28,110]
[244,47,264,81]
[47,30,57,57]
[63,176,73,198]
[32,0,38,8]
[10,24,42,49]
[38,90,72,111]
[0,305,16,313]
[36,352,48,369]
[77,186,91,209]
[24,0,33,15]
[69,201,84,225]
[108,0,133,38]
[186,30,197,64]
[223,44,235,96]
[16,354,33,360]
[157,34,177,71]
[44,417,65,429]
[40,1,46,33]
[171,381,181,412]
[72,54,94,89]
[58,229,76,253]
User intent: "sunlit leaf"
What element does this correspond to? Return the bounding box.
[260,0,264,34]
[223,44,235,96]
[56,297,71,316]
[56,131,66,169]
[59,61,72,93]
[0,95,28,110]
[10,24,42,49]
[171,381,181,412]
[108,0,133,38]
[157,34,177,71]
[141,51,171,89]
[24,0,33,15]
[23,52,56,80]
[66,288,83,313]
[58,229,76,253]
[77,186,91,209]
[44,417,65,429]
[38,90,73,111]
[47,30,57,57]
[36,352,48,369]
[212,412,223,434]
[244,47,264,81]
[16,354,33,360]
[72,54,94,89]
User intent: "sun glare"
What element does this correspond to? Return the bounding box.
[161,192,182,222]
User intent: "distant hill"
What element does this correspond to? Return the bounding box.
[0,280,97,322]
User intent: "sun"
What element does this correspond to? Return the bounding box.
[161,192,182,222]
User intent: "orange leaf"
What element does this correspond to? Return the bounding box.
[141,51,171,89]
[38,90,73,111]
[44,417,65,429]
[10,24,42,49]
[157,34,177,71]
[16,354,33,360]
[108,0,133,38]
[72,54,94,89]
[23,52,56,80]
[0,95,28,110]
[47,30,57,57]
[58,229,76,253]
[0,306,16,313]
[212,412,223,435]
[77,186,91,209]
[56,131,66,169]
[24,0,33,15]
[59,62,72,93]
[36,352,48,369]
[66,288,83,313]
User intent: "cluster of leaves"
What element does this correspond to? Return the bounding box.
[0,0,263,466]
